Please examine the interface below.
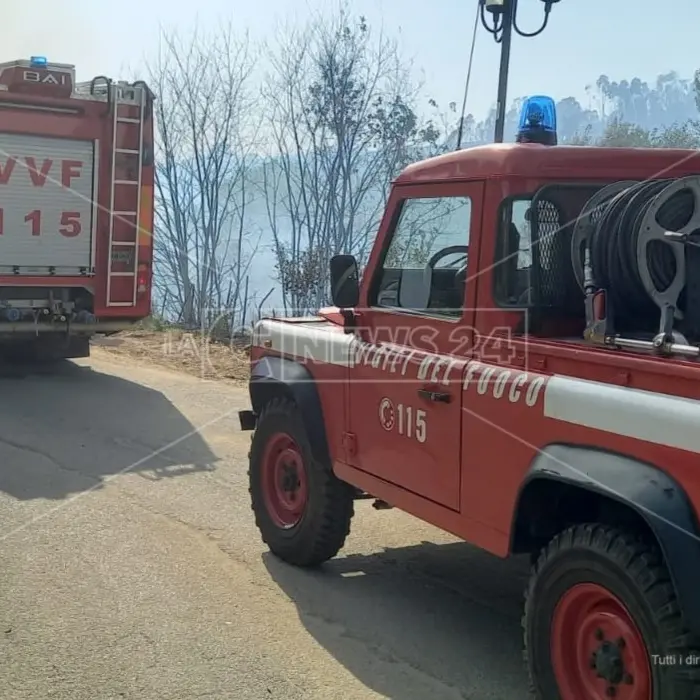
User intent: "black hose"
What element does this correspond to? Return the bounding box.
[594,180,670,318]
[582,178,695,330]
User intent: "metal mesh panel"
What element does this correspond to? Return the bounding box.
[534,200,560,284]
[531,199,570,308]
[531,184,604,315]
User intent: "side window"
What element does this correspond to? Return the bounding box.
[372,196,472,318]
[512,200,533,270]
[494,197,534,306]
[494,196,565,306]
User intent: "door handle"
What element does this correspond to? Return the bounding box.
[418,388,452,403]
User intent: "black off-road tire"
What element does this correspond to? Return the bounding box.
[523,523,700,699]
[249,397,355,567]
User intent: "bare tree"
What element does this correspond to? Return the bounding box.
[260,7,444,314]
[147,23,262,331]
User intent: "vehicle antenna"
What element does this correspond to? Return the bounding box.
[455,1,480,150]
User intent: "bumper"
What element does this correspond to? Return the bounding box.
[238,409,257,431]
[0,319,140,337]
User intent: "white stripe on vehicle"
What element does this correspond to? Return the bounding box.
[544,375,700,455]
[252,319,700,454]
[253,318,354,367]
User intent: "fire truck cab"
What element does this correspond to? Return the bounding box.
[0,56,154,361]
[240,97,700,699]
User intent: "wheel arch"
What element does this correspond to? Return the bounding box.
[510,443,700,634]
[249,355,330,465]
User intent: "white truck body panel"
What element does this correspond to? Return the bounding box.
[0,132,96,275]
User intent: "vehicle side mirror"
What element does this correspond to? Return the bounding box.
[330,254,360,308]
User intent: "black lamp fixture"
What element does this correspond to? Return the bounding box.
[479,0,562,143]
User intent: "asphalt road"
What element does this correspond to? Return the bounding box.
[0,351,533,700]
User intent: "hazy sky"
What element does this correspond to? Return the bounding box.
[3,0,699,121]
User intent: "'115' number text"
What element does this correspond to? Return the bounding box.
[0,209,82,237]
[397,404,426,443]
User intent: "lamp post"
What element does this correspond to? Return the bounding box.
[479,0,561,143]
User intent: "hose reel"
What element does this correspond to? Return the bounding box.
[572,175,700,355]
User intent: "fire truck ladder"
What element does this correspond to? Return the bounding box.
[106,82,147,307]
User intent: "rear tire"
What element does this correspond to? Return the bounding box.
[249,397,355,567]
[523,523,700,700]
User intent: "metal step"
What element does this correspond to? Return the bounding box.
[110,241,136,246]
[112,211,137,216]
[115,148,140,155]
[114,180,139,185]
[117,117,140,124]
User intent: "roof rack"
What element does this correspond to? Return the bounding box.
[0,58,151,105]
[74,79,147,105]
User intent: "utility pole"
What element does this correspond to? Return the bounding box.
[494,0,515,143]
[480,0,561,143]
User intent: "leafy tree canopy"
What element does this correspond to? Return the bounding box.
[442,69,700,149]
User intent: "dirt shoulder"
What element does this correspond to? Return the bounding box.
[91,329,250,384]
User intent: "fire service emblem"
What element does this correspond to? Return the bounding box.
[379,397,395,431]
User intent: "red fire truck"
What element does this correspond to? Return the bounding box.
[239,97,700,698]
[0,56,154,361]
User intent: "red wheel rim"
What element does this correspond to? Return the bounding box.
[551,582,652,700]
[261,432,308,529]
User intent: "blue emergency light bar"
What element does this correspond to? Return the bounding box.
[516,95,557,145]
[29,56,48,67]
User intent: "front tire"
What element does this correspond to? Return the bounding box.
[249,397,355,567]
[523,524,700,700]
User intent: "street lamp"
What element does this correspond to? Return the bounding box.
[480,0,562,143]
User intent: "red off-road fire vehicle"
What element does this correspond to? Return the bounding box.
[0,56,154,361]
[239,98,700,699]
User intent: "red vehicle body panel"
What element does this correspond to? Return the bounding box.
[250,143,700,557]
[251,325,700,558]
[395,142,700,184]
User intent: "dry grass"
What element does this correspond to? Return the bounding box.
[92,329,251,383]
